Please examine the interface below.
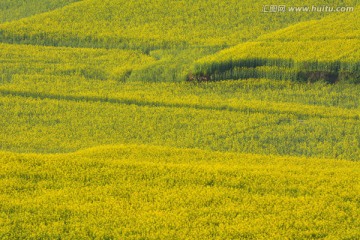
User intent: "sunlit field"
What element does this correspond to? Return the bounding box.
[1,0,359,238]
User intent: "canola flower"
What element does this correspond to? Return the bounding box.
[1,144,359,239]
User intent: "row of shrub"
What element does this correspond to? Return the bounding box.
[189,58,360,84]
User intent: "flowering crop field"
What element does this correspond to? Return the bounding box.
[1,145,360,239]
[1,76,360,159]
[1,73,360,237]
[1,0,360,238]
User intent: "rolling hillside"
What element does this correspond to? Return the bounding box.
[0,0,360,238]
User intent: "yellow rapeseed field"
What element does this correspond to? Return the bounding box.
[1,144,359,239]
[1,0,359,238]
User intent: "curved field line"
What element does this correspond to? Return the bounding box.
[0,89,359,120]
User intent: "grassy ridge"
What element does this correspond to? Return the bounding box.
[1,144,359,239]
